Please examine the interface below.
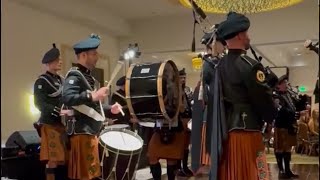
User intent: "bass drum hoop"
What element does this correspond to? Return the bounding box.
[125,60,181,122]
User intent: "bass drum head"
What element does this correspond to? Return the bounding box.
[159,60,181,120]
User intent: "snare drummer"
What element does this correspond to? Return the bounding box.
[106,76,132,127]
[33,43,68,180]
[177,68,194,177]
[62,34,122,180]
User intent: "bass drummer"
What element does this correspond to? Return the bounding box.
[147,117,185,180]
[147,68,192,180]
[62,34,122,180]
[177,68,194,177]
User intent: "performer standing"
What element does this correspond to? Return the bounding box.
[214,12,277,180]
[273,75,299,178]
[176,68,194,177]
[190,31,226,173]
[62,34,122,180]
[147,119,185,180]
[201,34,226,167]
[33,44,68,180]
[106,76,132,126]
[147,80,189,180]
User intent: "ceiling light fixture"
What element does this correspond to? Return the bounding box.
[179,0,304,14]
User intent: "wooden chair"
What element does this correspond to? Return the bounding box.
[297,122,311,155]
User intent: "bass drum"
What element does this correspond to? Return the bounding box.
[125,60,181,125]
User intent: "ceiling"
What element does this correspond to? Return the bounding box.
[7,0,319,93]
[94,0,190,20]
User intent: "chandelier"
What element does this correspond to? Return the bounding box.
[179,0,304,14]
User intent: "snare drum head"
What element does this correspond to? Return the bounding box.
[139,122,155,128]
[105,124,129,129]
[100,130,143,151]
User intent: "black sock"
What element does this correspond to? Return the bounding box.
[167,164,177,180]
[275,152,284,172]
[176,159,182,170]
[183,149,189,170]
[55,165,68,180]
[150,162,161,180]
[283,152,292,174]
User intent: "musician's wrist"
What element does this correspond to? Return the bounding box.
[90,92,99,102]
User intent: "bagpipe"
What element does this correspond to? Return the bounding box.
[286,83,309,112]
[305,40,319,55]
[273,82,309,120]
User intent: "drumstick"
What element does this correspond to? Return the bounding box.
[116,102,125,116]
[120,132,127,145]
[99,101,105,119]
[106,61,124,88]
[114,91,126,100]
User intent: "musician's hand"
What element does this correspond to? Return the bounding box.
[103,119,114,126]
[130,118,139,124]
[111,102,122,114]
[60,109,72,116]
[91,87,109,101]
[107,119,114,126]
[304,39,312,48]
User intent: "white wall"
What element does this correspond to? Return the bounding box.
[1,1,121,142]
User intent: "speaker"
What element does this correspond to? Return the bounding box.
[1,154,46,180]
[5,130,40,153]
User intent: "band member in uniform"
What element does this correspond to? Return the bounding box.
[106,76,133,127]
[62,34,122,180]
[33,44,68,180]
[176,68,194,177]
[273,75,299,178]
[196,33,227,172]
[147,91,186,180]
[214,12,277,180]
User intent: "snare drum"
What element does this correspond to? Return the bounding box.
[99,129,143,180]
[125,60,181,125]
[104,124,130,130]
